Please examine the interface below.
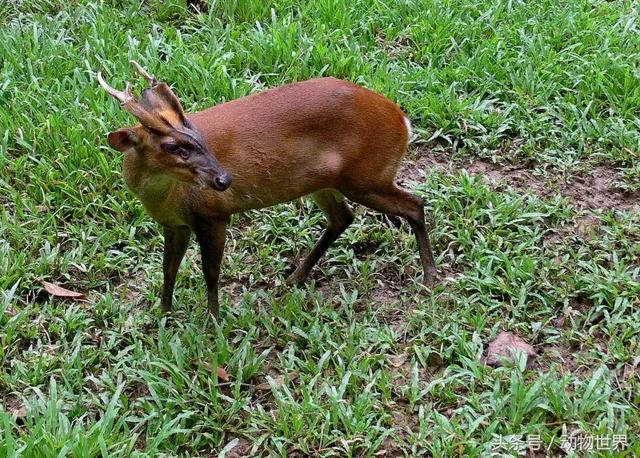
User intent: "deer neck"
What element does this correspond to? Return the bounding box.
[122,151,186,227]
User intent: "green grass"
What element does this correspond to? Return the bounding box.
[1,0,639,456]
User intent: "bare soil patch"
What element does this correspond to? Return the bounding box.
[125,381,150,402]
[538,344,582,375]
[113,271,147,304]
[223,437,253,458]
[399,147,640,212]
[375,32,413,61]
[3,394,26,419]
[563,165,639,211]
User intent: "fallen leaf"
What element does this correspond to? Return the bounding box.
[484,331,536,368]
[387,354,407,368]
[256,371,299,391]
[41,281,88,302]
[217,367,229,381]
[202,361,230,382]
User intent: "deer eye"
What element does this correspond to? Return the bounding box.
[161,143,190,159]
[161,143,180,154]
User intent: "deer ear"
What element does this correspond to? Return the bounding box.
[107,129,139,152]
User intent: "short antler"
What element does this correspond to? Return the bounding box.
[130,60,157,86]
[97,72,133,104]
[98,62,185,133]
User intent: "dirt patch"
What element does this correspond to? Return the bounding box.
[562,165,639,211]
[368,280,404,314]
[399,147,640,212]
[3,394,26,419]
[622,358,640,382]
[375,31,413,61]
[125,381,150,402]
[574,214,602,238]
[464,160,553,198]
[383,405,419,456]
[0,194,14,217]
[388,351,439,396]
[537,343,587,376]
[396,148,452,186]
[134,434,147,451]
[255,370,299,392]
[543,213,606,251]
[113,270,148,307]
[222,437,253,458]
[378,435,405,457]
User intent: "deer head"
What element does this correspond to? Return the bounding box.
[98,61,232,191]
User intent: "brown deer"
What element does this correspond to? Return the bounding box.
[98,61,437,318]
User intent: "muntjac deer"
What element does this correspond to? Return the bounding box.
[98,61,437,318]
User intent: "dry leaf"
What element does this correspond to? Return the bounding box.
[202,361,230,382]
[41,281,88,302]
[217,367,229,381]
[484,331,536,367]
[256,371,299,391]
[387,354,408,368]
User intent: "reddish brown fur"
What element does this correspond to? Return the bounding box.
[178,79,407,215]
[105,75,437,317]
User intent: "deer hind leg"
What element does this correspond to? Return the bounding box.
[194,217,228,319]
[342,184,437,286]
[287,190,355,285]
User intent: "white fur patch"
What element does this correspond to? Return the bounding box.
[403,116,413,140]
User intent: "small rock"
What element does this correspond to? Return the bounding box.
[484,331,536,368]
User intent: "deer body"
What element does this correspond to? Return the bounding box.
[100,64,437,318]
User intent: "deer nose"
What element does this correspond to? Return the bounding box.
[213,172,232,191]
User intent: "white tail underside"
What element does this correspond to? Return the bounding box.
[403,116,413,140]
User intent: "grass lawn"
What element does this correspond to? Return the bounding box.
[1,0,639,456]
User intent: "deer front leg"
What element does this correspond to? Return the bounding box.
[194,217,228,318]
[161,226,191,313]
